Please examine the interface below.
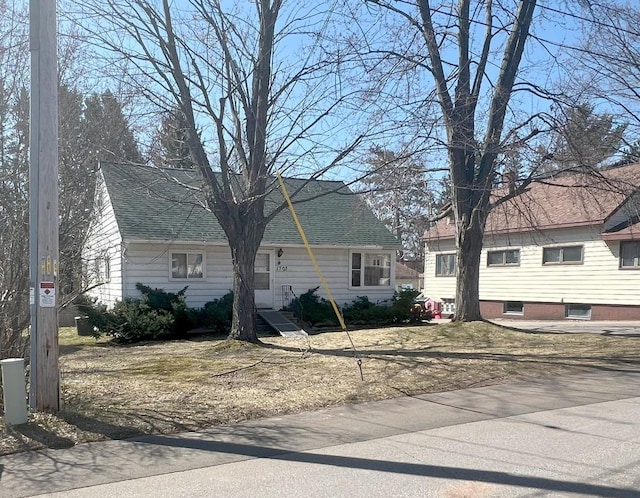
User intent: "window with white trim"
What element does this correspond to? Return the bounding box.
[171,252,204,279]
[351,252,391,287]
[542,245,583,264]
[487,249,520,267]
[435,253,456,277]
[95,253,111,283]
[620,241,640,269]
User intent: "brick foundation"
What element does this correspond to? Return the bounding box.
[480,301,640,321]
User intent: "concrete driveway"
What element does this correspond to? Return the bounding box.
[491,318,640,336]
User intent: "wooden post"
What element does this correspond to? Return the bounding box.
[29,0,60,412]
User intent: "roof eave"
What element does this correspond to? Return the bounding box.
[424,219,605,242]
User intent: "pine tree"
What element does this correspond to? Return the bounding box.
[150,108,194,169]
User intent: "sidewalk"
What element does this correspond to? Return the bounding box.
[2,370,640,497]
[491,319,640,335]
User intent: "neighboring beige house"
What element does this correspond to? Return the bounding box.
[84,163,401,310]
[395,261,423,291]
[423,163,640,320]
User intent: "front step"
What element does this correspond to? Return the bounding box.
[257,309,308,337]
[256,314,275,335]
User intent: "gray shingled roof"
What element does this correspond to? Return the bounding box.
[101,163,400,248]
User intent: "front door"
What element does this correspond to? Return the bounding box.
[254,251,274,308]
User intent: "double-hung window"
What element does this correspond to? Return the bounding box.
[171,252,204,279]
[351,252,391,287]
[435,253,456,277]
[95,252,111,283]
[542,245,583,265]
[620,241,640,269]
[487,249,520,267]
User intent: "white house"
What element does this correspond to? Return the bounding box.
[84,163,401,310]
[423,163,640,320]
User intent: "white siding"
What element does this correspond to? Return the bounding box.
[123,243,232,308]
[123,243,397,309]
[425,226,640,306]
[424,239,457,300]
[83,176,123,308]
[271,247,396,309]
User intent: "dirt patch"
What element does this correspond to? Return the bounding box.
[2,321,639,455]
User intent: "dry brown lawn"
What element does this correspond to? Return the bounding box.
[2,321,639,456]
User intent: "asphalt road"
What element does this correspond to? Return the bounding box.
[2,370,640,498]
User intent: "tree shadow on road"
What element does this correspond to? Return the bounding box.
[128,435,638,498]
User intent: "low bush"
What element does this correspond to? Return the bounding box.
[77,295,175,343]
[342,296,395,325]
[288,287,431,328]
[389,288,430,323]
[199,291,234,334]
[78,287,235,343]
[289,287,337,326]
[136,283,197,337]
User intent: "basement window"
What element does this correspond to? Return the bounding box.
[503,301,524,315]
[565,304,591,320]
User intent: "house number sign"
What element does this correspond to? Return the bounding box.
[276,265,288,272]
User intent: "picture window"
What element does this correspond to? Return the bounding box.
[351,252,391,287]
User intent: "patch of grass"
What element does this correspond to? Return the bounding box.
[58,326,110,351]
[2,321,639,456]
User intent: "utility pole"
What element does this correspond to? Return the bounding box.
[29,0,60,412]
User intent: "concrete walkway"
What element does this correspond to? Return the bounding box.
[2,370,640,497]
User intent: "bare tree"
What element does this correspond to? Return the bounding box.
[76,0,365,342]
[573,2,640,135]
[0,2,142,360]
[363,0,539,320]
[0,2,30,360]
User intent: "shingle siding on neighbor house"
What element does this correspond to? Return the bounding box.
[85,163,400,309]
[423,164,640,320]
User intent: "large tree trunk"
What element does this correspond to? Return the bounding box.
[228,238,260,342]
[452,171,488,321]
[223,204,266,343]
[454,216,484,321]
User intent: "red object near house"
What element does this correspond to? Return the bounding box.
[424,297,443,319]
